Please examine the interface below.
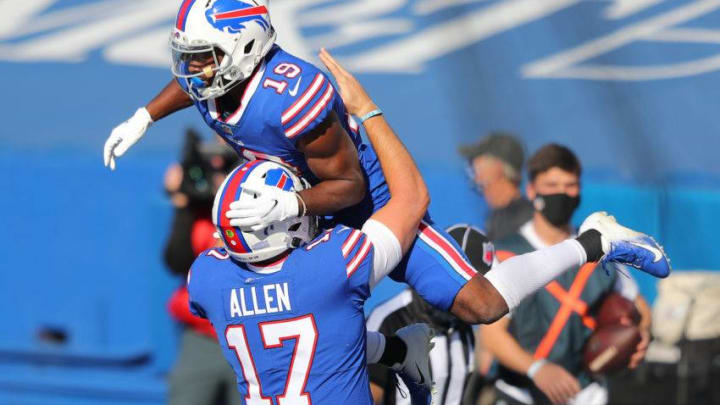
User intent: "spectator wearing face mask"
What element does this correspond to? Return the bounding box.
[459,133,533,240]
[481,144,651,405]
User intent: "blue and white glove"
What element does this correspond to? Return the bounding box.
[226,183,300,231]
[103,107,153,170]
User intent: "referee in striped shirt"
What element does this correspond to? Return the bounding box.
[367,224,495,405]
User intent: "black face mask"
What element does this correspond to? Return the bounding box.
[533,193,580,227]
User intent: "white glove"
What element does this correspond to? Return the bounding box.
[392,323,435,391]
[226,183,300,231]
[103,107,153,170]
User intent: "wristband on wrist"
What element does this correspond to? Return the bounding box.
[527,359,547,379]
[359,108,383,124]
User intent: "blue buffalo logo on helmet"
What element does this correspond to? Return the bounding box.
[263,168,294,191]
[212,160,316,263]
[206,0,270,33]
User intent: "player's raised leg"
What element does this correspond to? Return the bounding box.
[385,210,670,325]
[317,47,671,326]
[450,212,671,324]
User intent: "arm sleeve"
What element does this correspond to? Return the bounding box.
[361,219,403,290]
[485,239,587,310]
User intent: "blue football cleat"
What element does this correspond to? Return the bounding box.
[579,212,671,278]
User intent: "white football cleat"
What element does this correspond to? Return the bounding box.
[579,211,670,278]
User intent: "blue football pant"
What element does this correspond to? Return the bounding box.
[390,218,477,311]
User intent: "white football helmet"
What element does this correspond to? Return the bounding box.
[212,160,317,263]
[170,0,276,101]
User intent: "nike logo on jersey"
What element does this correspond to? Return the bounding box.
[628,239,663,262]
[288,77,302,97]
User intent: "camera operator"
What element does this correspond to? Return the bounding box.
[163,129,242,405]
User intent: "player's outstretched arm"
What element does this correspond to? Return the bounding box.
[145,79,194,121]
[319,48,429,259]
[104,80,192,170]
[321,49,433,394]
[295,113,367,215]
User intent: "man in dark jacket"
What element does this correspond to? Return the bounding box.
[459,133,533,240]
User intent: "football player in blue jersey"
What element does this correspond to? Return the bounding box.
[184,49,670,405]
[105,0,671,328]
[186,58,436,403]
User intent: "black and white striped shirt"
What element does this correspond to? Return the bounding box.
[366,289,476,405]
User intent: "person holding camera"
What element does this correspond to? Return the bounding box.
[163,129,242,405]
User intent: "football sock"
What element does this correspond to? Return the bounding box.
[485,239,587,310]
[379,335,407,368]
[575,229,604,262]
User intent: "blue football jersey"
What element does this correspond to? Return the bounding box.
[187,226,376,405]
[182,45,473,314]
[182,45,389,228]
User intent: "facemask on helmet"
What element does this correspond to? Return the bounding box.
[170,0,276,101]
[212,160,317,263]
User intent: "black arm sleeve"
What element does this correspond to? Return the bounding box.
[368,363,392,388]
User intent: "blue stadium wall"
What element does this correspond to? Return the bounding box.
[1,0,719,403]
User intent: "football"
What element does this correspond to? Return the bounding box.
[596,292,641,327]
[583,324,641,374]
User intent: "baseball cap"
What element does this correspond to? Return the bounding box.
[458,132,525,176]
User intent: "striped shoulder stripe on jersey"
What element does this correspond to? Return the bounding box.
[281,73,325,125]
[417,220,477,281]
[285,84,335,139]
[341,229,363,257]
[342,231,372,278]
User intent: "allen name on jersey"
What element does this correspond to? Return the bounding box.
[227,282,292,318]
